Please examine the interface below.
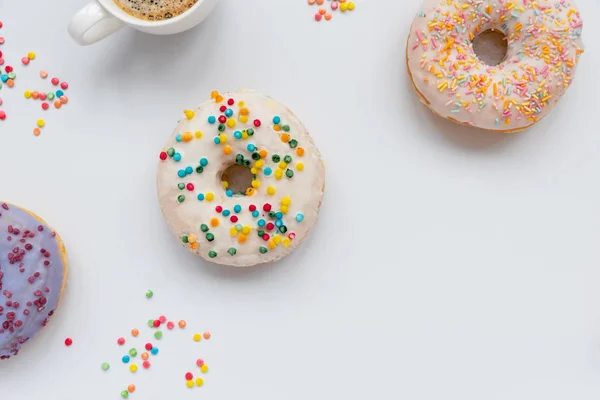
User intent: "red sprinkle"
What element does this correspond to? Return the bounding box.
[227,98,234,105]
[167,321,175,330]
[41,102,49,111]
[215,206,223,213]
[64,338,73,346]
[153,320,161,327]
[143,361,151,369]
[253,119,261,127]
[218,115,226,123]
[263,203,272,212]
[159,152,167,161]
[51,78,59,86]
[185,372,193,381]
[230,215,238,223]
[249,205,256,212]
[266,223,275,231]
[117,337,125,346]
[219,105,226,112]
[186,183,194,191]
[145,343,153,351]
[60,82,69,90]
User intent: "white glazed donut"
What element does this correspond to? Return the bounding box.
[156,90,326,267]
[407,0,584,132]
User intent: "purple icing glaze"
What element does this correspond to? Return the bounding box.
[0,203,67,359]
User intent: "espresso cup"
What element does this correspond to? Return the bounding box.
[68,0,219,46]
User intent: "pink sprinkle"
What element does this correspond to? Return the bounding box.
[143,361,151,369]
[167,321,175,330]
[0,110,6,120]
[40,71,48,79]
[60,82,69,90]
[196,359,204,367]
[331,1,338,10]
[51,77,59,86]
[39,93,47,101]
[159,315,167,323]
[21,57,29,65]
[314,13,322,21]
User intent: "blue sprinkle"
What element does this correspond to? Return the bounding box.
[247,144,255,152]
[226,190,233,197]
[200,158,208,167]
[263,167,272,176]
[275,212,283,219]
[225,108,233,117]
[150,348,159,355]
[234,205,242,213]
[295,213,304,223]
[173,153,182,162]
[208,116,216,124]
[252,210,259,218]
[235,224,243,231]
[222,209,231,216]
[122,355,130,364]
[56,90,64,97]
[275,220,283,227]
[185,166,193,175]
[175,134,182,142]
[0,74,8,83]
[257,219,266,227]
[177,170,186,177]
[197,193,205,201]
[234,131,242,139]
[272,116,281,124]
[214,137,221,144]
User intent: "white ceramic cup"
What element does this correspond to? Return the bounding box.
[68,0,219,46]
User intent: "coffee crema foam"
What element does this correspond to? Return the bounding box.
[113,0,199,21]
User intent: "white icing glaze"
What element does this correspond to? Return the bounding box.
[407,0,584,131]
[156,90,326,267]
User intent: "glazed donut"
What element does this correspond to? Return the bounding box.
[0,202,68,359]
[157,90,326,267]
[407,0,584,132]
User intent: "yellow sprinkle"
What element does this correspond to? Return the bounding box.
[222,181,229,189]
[230,227,238,236]
[24,90,32,99]
[279,161,288,169]
[195,131,203,138]
[242,226,251,235]
[205,192,214,201]
[272,235,281,245]
[201,364,209,373]
[130,364,138,373]
[27,51,36,60]
[193,333,202,342]
[296,163,304,171]
[36,119,45,128]
[246,188,256,196]
[238,101,245,107]
[218,134,227,143]
[188,234,197,244]
[282,238,291,247]
[240,115,249,124]
[280,205,289,214]
[347,1,355,10]
[184,110,195,120]
[267,186,276,195]
[242,130,249,139]
[226,118,236,128]
[251,180,260,188]
[340,2,347,11]
[275,169,283,180]
[186,380,194,388]
[255,160,264,168]
[196,378,204,387]
[182,131,193,142]
[250,167,258,174]
[281,197,291,206]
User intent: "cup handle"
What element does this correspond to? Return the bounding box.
[68,1,125,46]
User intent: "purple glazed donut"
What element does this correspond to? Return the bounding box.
[0,202,68,359]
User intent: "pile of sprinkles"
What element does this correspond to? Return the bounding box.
[158,90,317,265]
[308,0,356,22]
[100,290,213,398]
[407,0,584,131]
[0,20,71,135]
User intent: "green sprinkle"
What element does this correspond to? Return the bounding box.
[286,169,294,178]
[196,166,204,174]
[268,211,276,218]
[177,195,185,203]
[279,225,287,233]
[259,246,268,254]
[101,362,110,371]
[200,224,209,232]
[283,155,292,163]
[282,125,290,132]
[247,128,255,136]
[148,319,154,327]
[235,154,244,164]
[218,124,225,132]
[208,250,217,258]
[167,148,175,156]
[154,331,163,340]
[206,233,215,242]
[47,92,55,100]
[121,390,129,399]
[129,348,137,357]
[7,72,16,79]
[227,247,237,256]
[243,159,251,167]
[145,290,153,298]
[289,139,298,148]
[272,155,281,163]
[252,152,260,160]
[182,235,189,243]
[177,183,185,190]
[257,229,265,237]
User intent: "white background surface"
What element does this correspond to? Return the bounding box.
[1,0,600,399]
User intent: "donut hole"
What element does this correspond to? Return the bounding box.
[221,164,254,196]
[472,29,508,66]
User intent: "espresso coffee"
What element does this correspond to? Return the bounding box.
[113,0,199,21]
